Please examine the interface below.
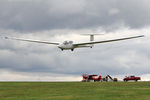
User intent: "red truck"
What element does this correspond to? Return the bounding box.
[123,76,141,82]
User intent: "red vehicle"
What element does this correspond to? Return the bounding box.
[82,74,102,82]
[123,76,141,82]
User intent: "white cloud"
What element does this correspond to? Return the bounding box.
[0,70,82,81]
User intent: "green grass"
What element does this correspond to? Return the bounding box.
[0,82,150,100]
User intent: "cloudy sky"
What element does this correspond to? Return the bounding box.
[0,0,150,81]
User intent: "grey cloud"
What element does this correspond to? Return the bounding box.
[0,0,150,32]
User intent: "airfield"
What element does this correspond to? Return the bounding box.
[0,81,149,100]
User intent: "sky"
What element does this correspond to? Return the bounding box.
[0,0,150,81]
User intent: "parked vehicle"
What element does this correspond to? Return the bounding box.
[123,76,141,82]
[82,74,102,82]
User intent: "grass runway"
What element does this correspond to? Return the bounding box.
[0,82,150,100]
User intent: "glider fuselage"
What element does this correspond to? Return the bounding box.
[58,40,92,51]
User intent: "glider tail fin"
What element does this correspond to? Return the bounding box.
[81,34,103,48]
[90,35,94,41]
[81,34,103,41]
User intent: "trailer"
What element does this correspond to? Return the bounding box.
[102,75,118,82]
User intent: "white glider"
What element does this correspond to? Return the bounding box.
[3,34,144,51]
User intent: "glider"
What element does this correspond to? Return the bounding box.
[3,34,144,51]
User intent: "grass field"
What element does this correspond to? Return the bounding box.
[0,82,150,100]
